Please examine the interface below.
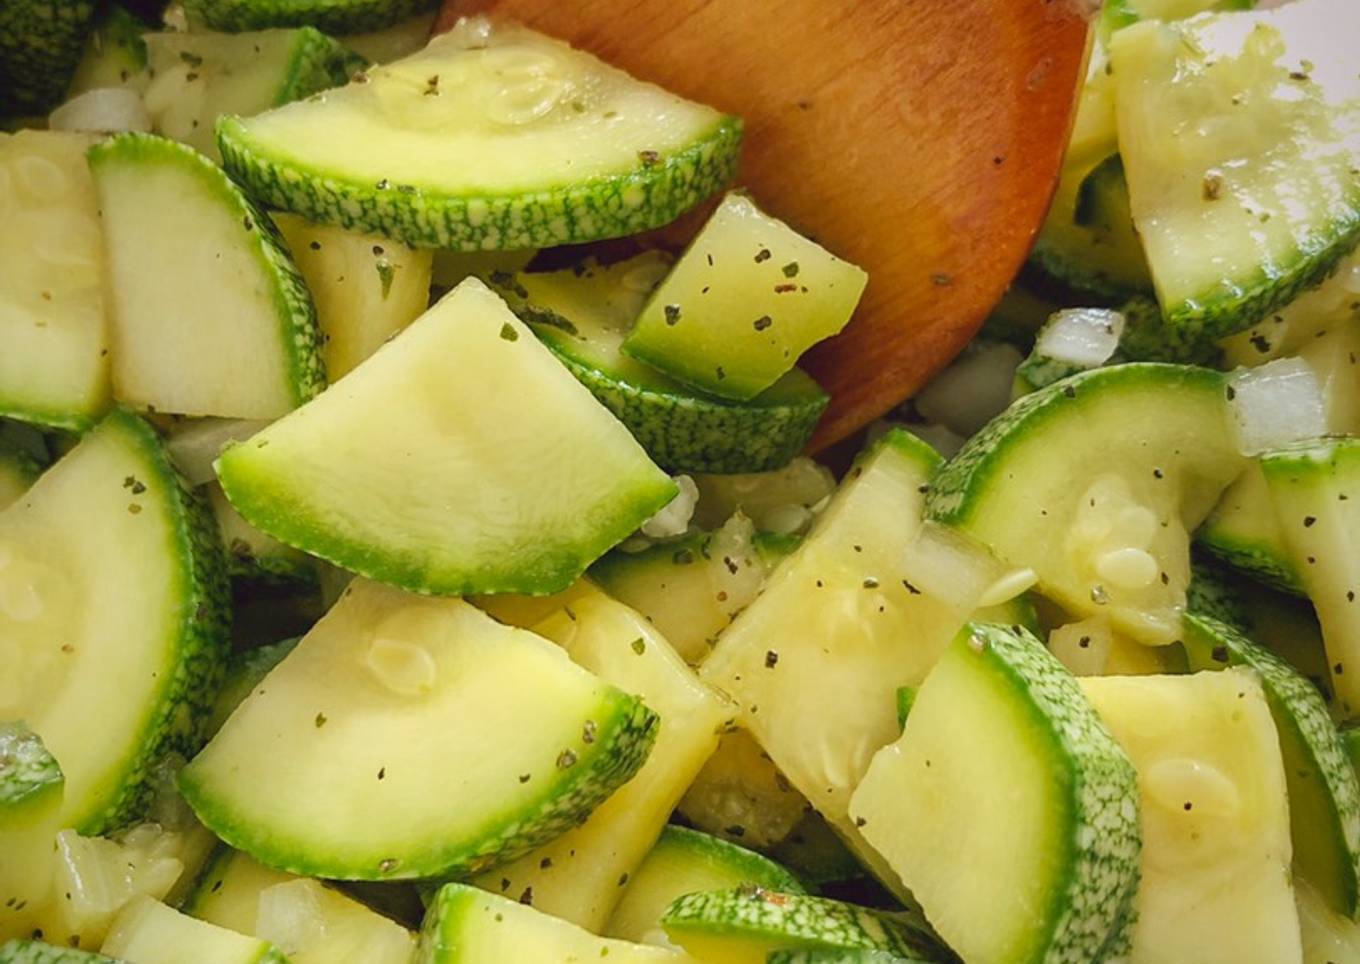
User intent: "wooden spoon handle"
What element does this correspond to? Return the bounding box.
[438,0,1093,450]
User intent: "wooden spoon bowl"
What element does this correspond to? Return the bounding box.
[438,0,1093,450]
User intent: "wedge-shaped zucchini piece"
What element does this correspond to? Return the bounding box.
[90,134,325,420]
[766,953,917,964]
[0,442,40,511]
[143,28,364,162]
[0,131,109,430]
[1220,251,1360,367]
[183,847,414,964]
[1111,0,1360,343]
[0,408,229,834]
[1260,438,1360,718]
[1297,877,1360,964]
[66,4,149,96]
[1198,465,1303,594]
[701,431,973,888]
[850,623,1139,964]
[216,278,675,596]
[180,579,657,880]
[419,883,687,963]
[274,214,432,380]
[494,252,829,473]
[470,585,729,931]
[208,485,317,586]
[103,896,288,964]
[0,0,98,114]
[0,941,120,963]
[927,364,1245,643]
[605,827,805,946]
[184,0,436,35]
[166,418,271,487]
[204,638,300,737]
[1183,613,1360,915]
[217,17,741,250]
[1082,670,1302,964]
[660,889,946,964]
[623,193,867,401]
[0,722,62,830]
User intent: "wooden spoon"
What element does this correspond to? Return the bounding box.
[437,0,1093,451]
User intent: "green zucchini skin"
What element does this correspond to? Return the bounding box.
[217,114,742,252]
[184,0,438,35]
[0,0,98,114]
[0,940,123,963]
[0,722,63,828]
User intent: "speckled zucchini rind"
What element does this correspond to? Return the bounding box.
[660,888,949,962]
[0,940,124,964]
[0,0,98,114]
[89,133,327,415]
[184,0,437,35]
[0,722,63,828]
[1183,612,1360,917]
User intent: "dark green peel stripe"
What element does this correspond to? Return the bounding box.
[184,0,438,35]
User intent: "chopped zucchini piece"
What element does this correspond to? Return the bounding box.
[341,13,436,64]
[217,18,741,250]
[591,513,780,664]
[183,848,415,964]
[676,728,810,851]
[0,0,98,114]
[0,407,229,835]
[927,363,1245,643]
[90,133,325,420]
[184,0,437,36]
[766,953,917,964]
[624,193,866,401]
[166,419,271,487]
[0,722,61,830]
[1260,438,1360,717]
[143,28,364,161]
[180,579,658,881]
[66,4,150,96]
[1296,876,1360,964]
[0,130,109,430]
[1183,613,1360,915]
[493,252,829,473]
[205,638,300,737]
[102,896,289,964]
[660,889,945,964]
[0,941,120,963]
[1111,0,1360,343]
[850,623,1140,964]
[692,458,836,534]
[209,484,317,585]
[605,826,805,946]
[1220,250,1360,367]
[419,882,688,963]
[273,214,433,380]
[1198,465,1303,594]
[1082,670,1302,964]
[0,441,41,511]
[216,278,675,596]
[469,585,729,931]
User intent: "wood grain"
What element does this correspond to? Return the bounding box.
[438,0,1092,450]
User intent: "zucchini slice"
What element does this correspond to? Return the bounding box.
[66,4,150,96]
[215,278,676,596]
[143,28,365,162]
[0,941,119,963]
[205,638,300,737]
[0,723,62,830]
[419,882,688,963]
[849,623,1140,964]
[622,193,867,402]
[273,214,432,381]
[89,133,326,420]
[0,131,110,430]
[208,484,317,586]
[179,579,658,881]
[926,363,1245,643]
[492,252,829,474]
[0,407,229,835]
[1198,465,1303,594]
[182,847,415,964]
[659,889,946,964]
[1260,437,1360,718]
[700,430,963,887]
[605,826,805,946]
[216,17,741,250]
[469,585,730,931]
[765,953,917,964]
[102,896,288,964]
[0,441,40,511]
[0,0,98,114]
[1297,876,1360,964]
[1183,613,1360,916]
[184,0,437,36]
[1082,670,1302,964]
[1111,0,1360,343]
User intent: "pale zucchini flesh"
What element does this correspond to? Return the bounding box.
[102,896,288,964]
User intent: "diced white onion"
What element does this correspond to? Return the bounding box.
[976,567,1038,608]
[640,475,699,538]
[692,458,835,532]
[49,88,152,134]
[899,522,1004,611]
[1034,308,1125,367]
[257,880,328,955]
[914,341,1025,436]
[1228,356,1327,456]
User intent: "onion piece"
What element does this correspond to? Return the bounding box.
[1034,308,1125,367]
[914,340,1024,436]
[49,88,151,134]
[900,521,1005,612]
[640,474,699,538]
[1228,356,1327,456]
